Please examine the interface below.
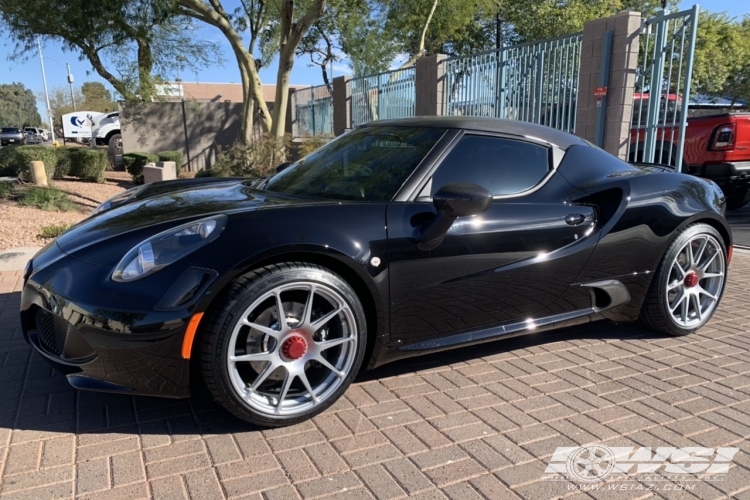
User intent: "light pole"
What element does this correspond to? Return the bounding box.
[36,36,56,143]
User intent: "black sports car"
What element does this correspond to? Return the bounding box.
[21,117,731,427]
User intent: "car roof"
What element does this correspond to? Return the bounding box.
[364,116,589,149]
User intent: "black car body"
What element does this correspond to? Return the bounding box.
[21,117,732,426]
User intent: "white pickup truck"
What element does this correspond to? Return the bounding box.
[91,112,122,153]
[61,111,121,152]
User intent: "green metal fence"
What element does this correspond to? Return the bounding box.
[292,84,334,138]
[348,67,417,127]
[628,6,699,171]
[443,33,583,133]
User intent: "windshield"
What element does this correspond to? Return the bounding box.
[2,128,21,134]
[264,126,445,201]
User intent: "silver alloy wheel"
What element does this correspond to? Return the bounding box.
[226,282,357,417]
[666,234,725,328]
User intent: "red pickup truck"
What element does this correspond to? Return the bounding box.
[629,95,750,210]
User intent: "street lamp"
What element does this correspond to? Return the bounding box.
[36,36,56,144]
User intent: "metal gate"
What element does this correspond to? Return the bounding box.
[348,67,416,127]
[443,33,583,134]
[627,6,699,172]
[292,84,334,138]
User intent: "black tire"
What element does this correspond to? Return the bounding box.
[726,186,750,211]
[199,262,367,427]
[108,133,123,155]
[640,223,727,336]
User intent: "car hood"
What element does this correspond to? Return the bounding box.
[56,179,326,255]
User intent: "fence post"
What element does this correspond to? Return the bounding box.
[415,54,447,116]
[575,11,641,159]
[332,76,351,136]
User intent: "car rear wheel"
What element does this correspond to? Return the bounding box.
[640,223,727,336]
[200,263,367,427]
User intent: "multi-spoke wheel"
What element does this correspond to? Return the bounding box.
[641,224,728,336]
[200,263,367,426]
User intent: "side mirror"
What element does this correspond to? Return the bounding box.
[419,182,492,250]
[275,161,292,173]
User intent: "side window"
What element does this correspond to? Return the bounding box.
[429,135,550,197]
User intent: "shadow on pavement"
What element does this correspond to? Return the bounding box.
[0,289,667,438]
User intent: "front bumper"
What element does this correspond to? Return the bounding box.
[20,243,215,398]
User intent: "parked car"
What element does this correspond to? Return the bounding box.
[24,130,40,144]
[21,117,731,427]
[629,94,750,210]
[1,127,26,146]
[24,127,45,142]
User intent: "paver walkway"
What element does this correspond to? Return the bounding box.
[1,254,750,499]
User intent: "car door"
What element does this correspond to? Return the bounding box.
[387,133,599,346]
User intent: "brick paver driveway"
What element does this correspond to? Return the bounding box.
[2,254,750,500]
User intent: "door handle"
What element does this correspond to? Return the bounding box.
[565,213,586,226]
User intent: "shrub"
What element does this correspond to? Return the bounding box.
[157,150,183,175]
[69,149,107,183]
[38,223,69,239]
[19,187,74,211]
[297,135,333,158]
[13,145,58,181]
[0,182,14,199]
[54,148,73,178]
[0,147,17,177]
[212,135,291,178]
[123,152,159,184]
[195,169,215,178]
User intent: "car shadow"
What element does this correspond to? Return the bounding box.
[0,289,669,438]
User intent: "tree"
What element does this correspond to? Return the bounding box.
[177,0,327,142]
[692,12,750,105]
[81,82,117,111]
[0,82,42,128]
[0,0,222,100]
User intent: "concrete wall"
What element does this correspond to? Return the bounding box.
[120,101,244,172]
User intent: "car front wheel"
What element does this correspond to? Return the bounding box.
[200,263,367,427]
[640,223,727,336]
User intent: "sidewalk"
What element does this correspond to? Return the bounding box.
[0,256,749,499]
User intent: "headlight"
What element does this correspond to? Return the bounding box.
[112,215,227,282]
[92,185,148,216]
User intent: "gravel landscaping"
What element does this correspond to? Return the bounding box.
[0,171,131,250]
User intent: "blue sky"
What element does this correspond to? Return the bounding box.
[1,0,747,120]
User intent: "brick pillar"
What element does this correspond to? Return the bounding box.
[576,11,641,159]
[332,76,351,136]
[415,54,447,116]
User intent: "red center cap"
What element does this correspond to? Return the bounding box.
[684,271,699,288]
[282,335,307,360]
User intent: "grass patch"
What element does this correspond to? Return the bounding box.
[19,187,75,211]
[38,223,69,239]
[0,182,14,199]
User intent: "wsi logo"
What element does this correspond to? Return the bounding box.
[544,445,740,483]
[70,116,86,128]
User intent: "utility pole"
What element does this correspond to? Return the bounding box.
[36,36,56,143]
[67,63,76,111]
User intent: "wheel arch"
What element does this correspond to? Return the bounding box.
[190,248,385,379]
[678,213,732,252]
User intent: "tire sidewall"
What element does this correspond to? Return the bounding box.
[205,265,367,427]
[656,224,727,335]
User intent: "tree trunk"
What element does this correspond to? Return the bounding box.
[178,0,272,137]
[271,44,295,138]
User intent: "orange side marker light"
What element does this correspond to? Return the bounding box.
[181,312,204,359]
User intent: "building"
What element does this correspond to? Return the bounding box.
[156,82,309,105]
